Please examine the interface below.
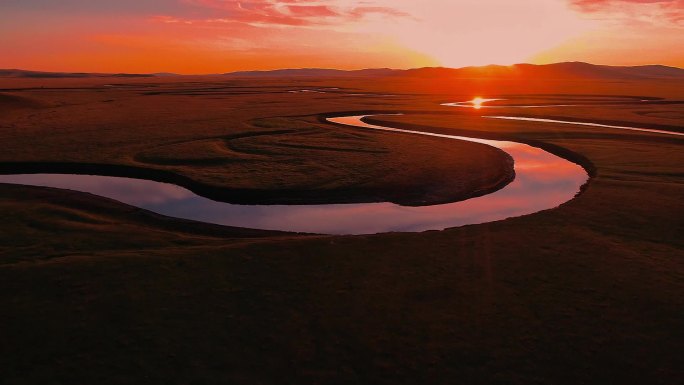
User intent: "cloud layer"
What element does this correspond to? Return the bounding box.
[177,0,409,26]
[570,0,684,25]
[2,0,682,72]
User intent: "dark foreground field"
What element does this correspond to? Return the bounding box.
[0,75,683,384]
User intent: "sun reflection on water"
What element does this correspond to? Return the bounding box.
[472,97,485,109]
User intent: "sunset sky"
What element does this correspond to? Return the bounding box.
[2,0,683,73]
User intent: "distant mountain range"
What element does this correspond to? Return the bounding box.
[224,62,684,80]
[400,62,684,80]
[223,68,398,78]
[2,62,683,80]
[0,69,154,78]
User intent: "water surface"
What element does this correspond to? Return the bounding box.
[0,115,588,235]
[444,98,684,137]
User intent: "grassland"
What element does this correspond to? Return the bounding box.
[0,77,515,206]
[0,75,682,384]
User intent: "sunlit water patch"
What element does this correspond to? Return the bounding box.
[484,116,684,137]
[444,98,684,137]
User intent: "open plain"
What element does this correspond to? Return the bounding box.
[1,73,683,384]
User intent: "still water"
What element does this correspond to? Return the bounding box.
[0,115,588,234]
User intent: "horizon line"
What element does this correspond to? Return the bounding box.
[2,61,683,77]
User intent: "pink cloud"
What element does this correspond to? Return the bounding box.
[173,0,409,26]
[286,5,341,17]
[348,6,410,19]
[569,0,684,25]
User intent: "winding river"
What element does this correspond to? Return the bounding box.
[0,112,588,235]
[444,97,684,137]
[4,96,678,234]
[484,116,684,137]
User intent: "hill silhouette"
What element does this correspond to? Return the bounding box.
[0,69,154,78]
[2,62,682,79]
[223,62,684,79]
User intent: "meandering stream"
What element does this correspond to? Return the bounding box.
[0,112,590,234]
[6,96,677,234]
